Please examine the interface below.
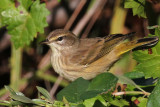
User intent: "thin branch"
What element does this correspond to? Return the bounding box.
[38,50,51,69]
[64,0,87,30]
[73,0,102,35]
[112,91,151,96]
[81,0,108,38]
[50,76,63,99]
[46,0,59,11]
[143,19,150,37]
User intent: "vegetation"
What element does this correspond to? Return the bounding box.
[0,0,160,106]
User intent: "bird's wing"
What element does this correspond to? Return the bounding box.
[71,33,133,65]
[93,32,135,61]
[70,33,134,65]
[70,38,104,65]
[83,33,158,74]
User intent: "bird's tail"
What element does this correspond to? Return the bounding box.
[115,36,159,56]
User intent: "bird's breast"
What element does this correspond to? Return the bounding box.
[51,50,66,76]
[50,49,82,81]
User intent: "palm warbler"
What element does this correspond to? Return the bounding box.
[41,29,159,81]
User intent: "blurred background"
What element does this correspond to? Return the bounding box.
[0,0,160,100]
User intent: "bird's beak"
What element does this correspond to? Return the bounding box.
[40,39,49,45]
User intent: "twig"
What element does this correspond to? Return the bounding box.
[73,0,102,35]
[50,76,63,99]
[64,0,87,30]
[46,0,59,11]
[81,0,108,38]
[38,50,51,69]
[36,69,69,87]
[143,19,150,37]
[112,91,150,96]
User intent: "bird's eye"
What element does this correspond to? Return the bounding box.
[57,37,63,41]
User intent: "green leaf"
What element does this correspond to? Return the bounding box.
[80,91,101,101]
[110,99,129,107]
[147,79,160,107]
[56,78,90,103]
[0,101,11,106]
[32,99,46,105]
[88,73,118,91]
[0,0,49,48]
[15,92,25,96]
[30,1,49,33]
[11,94,34,104]
[83,95,108,107]
[18,0,33,10]
[137,97,148,107]
[53,101,65,107]
[124,71,144,79]
[57,73,118,103]
[10,101,26,106]
[133,50,160,79]
[5,85,16,95]
[0,0,14,10]
[81,73,118,100]
[4,86,35,105]
[36,86,52,101]
[124,0,146,18]
[155,27,160,37]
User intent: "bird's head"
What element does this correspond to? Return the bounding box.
[41,29,79,51]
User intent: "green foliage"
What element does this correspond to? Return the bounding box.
[81,72,118,100]
[57,73,118,103]
[147,79,160,107]
[133,27,160,79]
[117,75,145,92]
[110,99,129,107]
[132,97,148,107]
[1,73,118,107]
[0,0,49,48]
[124,71,144,79]
[83,95,108,107]
[5,86,16,95]
[4,86,59,106]
[1,0,160,106]
[57,78,90,103]
[124,0,146,18]
[37,86,52,102]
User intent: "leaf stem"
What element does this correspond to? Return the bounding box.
[10,44,22,91]
[112,91,150,96]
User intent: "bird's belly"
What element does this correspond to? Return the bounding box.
[50,53,112,81]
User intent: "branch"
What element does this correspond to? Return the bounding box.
[112,91,151,96]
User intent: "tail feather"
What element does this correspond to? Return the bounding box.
[115,36,159,56]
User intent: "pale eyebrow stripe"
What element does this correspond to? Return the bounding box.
[49,33,70,42]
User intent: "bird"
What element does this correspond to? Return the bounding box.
[41,29,159,81]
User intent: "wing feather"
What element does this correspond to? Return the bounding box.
[70,33,135,65]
